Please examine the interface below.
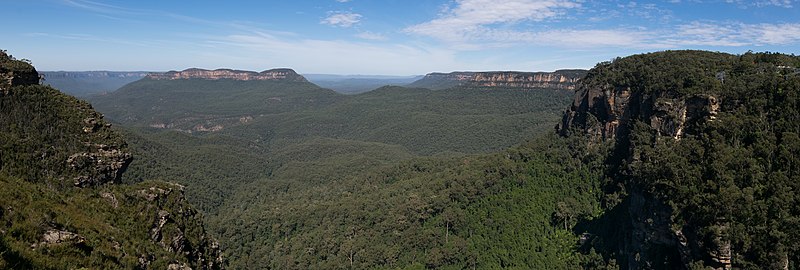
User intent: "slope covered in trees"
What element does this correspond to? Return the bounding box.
[31,49,800,269]
[87,67,590,268]
[0,50,222,269]
[89,76,575,216]
[561,50,800,269]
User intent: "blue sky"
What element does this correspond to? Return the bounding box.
[1,0,798,75]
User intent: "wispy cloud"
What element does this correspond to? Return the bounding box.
[355,31,387,41]
[403,0,658,49]
[25,32,160,47]
[404,0,800,50]
[670,21,800,46]
[61,0,137,14]
[406,0,580,43]
[725,0,795,8]
[321,12,361,27]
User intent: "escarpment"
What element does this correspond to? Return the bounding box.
[147,68,308,82]
[409,69,586,90]
[559,50,800,269]
[558,80,720,142]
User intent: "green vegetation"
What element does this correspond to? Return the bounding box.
[624,52,800,267]
[208,134,603,269]
[0,50,221,269]
[0,83,125,187]
[571,51,800,268]
[92,79,574,216]
[89,70,593,268]
[11,48,799,269]
[0,176,218,269]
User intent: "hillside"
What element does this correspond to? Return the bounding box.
[408,69,587,90]
[560,50,800,269]
[62,50,800,269]
[87,66,586,268]
[0,50,223,269]
[41,71,148,97]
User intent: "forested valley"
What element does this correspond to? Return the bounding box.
[3,49,800,269]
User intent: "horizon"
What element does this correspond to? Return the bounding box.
[37,67,593,76]
[3,0,799,75]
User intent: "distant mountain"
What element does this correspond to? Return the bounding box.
[408,69,587,90]
[147,68,307,82]
[304,74,422,94]
[41,71,148,97]
[90,69,334,131]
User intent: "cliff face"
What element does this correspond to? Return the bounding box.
[558,84,719,142]
[409,69,586,90]
[147,68,308,82]
[557,57,725,269]
[559,51,800,269]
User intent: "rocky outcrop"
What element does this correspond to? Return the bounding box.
[0,50,39,94]
[34,229,86,247]
[67,147,132,187]
[147,68,308,82]
[557,84,720,141]
[408,69,586,90]
[137,183,224,270]
[67,116,133,187]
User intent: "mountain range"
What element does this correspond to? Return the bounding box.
[43,68,588,97]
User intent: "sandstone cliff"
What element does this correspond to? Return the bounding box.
[556,50,800,269]
[557,81,719,142]
[147,68,308,82]
[408,69,586,90]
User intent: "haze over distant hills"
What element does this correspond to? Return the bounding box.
[304,74,423,94]
[408,69,587,90]
[41,71,148,97]
[43,68,589,97]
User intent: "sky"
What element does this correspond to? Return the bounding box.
[1,0,799,75]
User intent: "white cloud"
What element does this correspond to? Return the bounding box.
[402,0,656,49]
[725,0,795,8]
[405,0,800,50]
[336,0,351,2]
[536,29,652,48]
[405,0,652,50]
[670,21,800,46]
[355,31,387,41]
[406,0,580,43]
[321,12,361,27]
